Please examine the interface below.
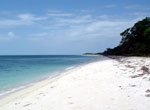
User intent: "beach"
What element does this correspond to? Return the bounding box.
[0,56,150,110]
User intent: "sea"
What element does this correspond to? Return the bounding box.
[0,55,97,97]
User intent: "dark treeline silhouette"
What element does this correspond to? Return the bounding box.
[103,17,150,56]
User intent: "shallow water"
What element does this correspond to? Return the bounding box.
[0,55,97,96]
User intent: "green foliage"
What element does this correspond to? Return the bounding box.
[144,28,150,39]
[103,17,150,56]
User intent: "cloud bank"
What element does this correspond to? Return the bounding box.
[0,5,148,54]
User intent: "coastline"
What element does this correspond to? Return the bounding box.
[0,55,98,99]
[0,56,103,105]
[0,56,150,110]
[0,64,77,106]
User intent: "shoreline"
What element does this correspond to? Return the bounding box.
[0,56,99,99]
[0,56,150,110]
[0,65,76,106]
[0,55,103,105]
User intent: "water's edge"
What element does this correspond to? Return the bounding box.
[0,55,102,99]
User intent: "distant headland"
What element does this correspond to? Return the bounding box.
[83,53,102,56]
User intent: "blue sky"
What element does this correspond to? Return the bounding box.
[0,0,150,55]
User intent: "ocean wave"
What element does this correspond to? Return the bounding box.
[0,84,31,98]
[65,66,76,70]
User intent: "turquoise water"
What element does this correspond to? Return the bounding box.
[0,55,97,96]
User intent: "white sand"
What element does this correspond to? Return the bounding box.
[0,56,150,110]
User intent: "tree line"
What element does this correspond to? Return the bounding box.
[103,17,150,56]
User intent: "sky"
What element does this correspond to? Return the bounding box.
[0,0,150,55]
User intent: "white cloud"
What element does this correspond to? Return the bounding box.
[79,9,91,12]
[47,10,73,17]
[97,15,109,19]
[125,5,150,10]
[0,10,144,44]
[0,32,17,40]
[18,13,47,21]
[63,19,135,40]
[0,19,30,27]
[28,16,138,43]
[56,15,93,24]
[130,12,150,17]
[0,8,148,54]
[8,32,15,37]
[18,13,34,20]
[47,13,73,17]
[52,15,138,41]
[0,13,47,27]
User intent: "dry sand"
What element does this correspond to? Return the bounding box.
[0,56,150,110]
